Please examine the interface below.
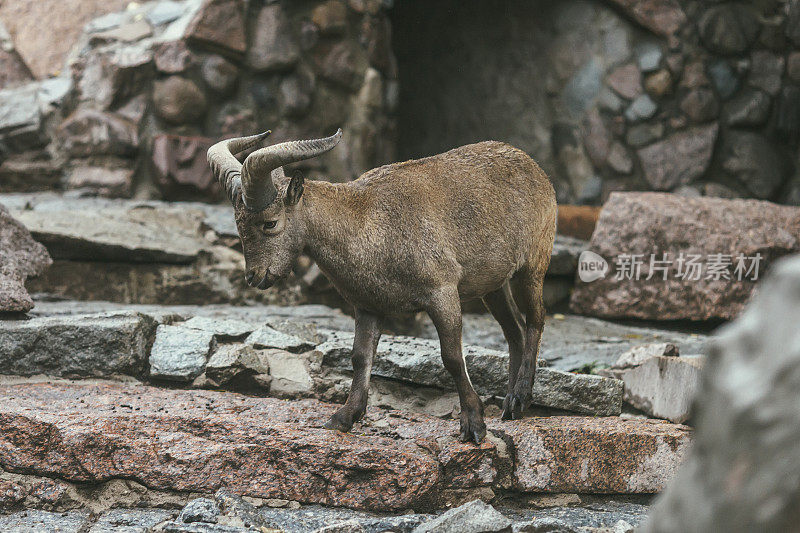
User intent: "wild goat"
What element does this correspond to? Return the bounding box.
[207,130,557,443]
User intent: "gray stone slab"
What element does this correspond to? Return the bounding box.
[88,508,175,533]
[620,356,704,424]
[319,330,623,416]
[181,315,257,339]
[149,324,215,381]
[11,209,204,264]
[0,311,156,378]
[246,325,318,353]
[0,509,92,533]
[447,314,708,372]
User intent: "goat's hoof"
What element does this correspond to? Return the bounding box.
[323,413,353,433]
[501,393,527,420]
[459,416,487,444]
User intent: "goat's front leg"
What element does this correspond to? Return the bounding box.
[427,288,486,444]
[324,308,381,432]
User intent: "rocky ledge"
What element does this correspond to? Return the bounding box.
[0,379,691,513]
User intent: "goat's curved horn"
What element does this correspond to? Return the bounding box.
[241,128,343,211]
[207,131,271,203]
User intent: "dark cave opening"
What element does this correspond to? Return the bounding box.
[389,0,558,169]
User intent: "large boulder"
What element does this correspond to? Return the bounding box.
[570,192,800,321]
[644,255,800,532]
[0,203,51,312]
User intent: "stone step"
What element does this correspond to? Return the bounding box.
[319,330,624,416]
[0,380,691,512]
[0,301,715,418]
[21,299,709,373]
[0,304,625,416]
[0,311,156,377]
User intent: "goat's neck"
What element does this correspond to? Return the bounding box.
[300,180,362,274]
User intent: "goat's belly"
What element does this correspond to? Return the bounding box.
[456,252,520,300]
[326,273,430,315]
[457,269,515,301]
[320,254,517,314]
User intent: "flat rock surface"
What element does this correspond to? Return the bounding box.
[426,313,708,372]
[0,509,92,533]
[28,301,356,332]
[11,207,205,264]
[570,192,800,321]
[0,380,691,512]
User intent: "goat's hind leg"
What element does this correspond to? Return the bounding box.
[482,283,526,420]
[505,267,547,420]
[324,308,381,432]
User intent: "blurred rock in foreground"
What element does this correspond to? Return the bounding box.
[644,254,800,532]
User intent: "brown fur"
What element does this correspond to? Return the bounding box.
[234,141,557,443]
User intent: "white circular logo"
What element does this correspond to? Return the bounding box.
[578,251,608,282]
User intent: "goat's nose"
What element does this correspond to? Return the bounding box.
[245,269,255,284]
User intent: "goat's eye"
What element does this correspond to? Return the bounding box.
[261,220,278,232]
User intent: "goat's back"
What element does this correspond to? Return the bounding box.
[342,141,557,296]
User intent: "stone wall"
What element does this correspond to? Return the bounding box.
[2,0,800,206]
[392,0,800,205]
[0,0,396,201]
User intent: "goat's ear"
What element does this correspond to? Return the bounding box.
[285,171,304,206]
